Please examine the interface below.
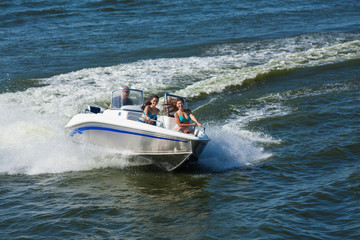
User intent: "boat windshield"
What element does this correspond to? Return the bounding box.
[111,88,144,110]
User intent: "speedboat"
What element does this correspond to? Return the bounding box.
[65,87,210,171]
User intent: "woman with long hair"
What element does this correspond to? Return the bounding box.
[140,95,160,125]
[172,97,202,134]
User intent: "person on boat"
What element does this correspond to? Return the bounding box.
[139,95,160,125]
[121,87,133,106]
[173,97,202,134]
[109,86,133,108]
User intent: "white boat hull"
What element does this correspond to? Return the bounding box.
[66,109,210,171]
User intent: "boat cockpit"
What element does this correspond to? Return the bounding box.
[82,87,205,135]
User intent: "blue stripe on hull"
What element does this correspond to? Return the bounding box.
[70,126,189,143]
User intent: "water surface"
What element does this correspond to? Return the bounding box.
[1,0,359,239]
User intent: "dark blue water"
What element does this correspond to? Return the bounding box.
[1,0,359,239]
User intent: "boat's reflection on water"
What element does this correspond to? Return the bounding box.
[69,153,212,200]
[39,163,214,237]
[77,165,213,230]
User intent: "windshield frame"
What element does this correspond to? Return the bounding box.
[110,88,144,111]
[164,93,189,116]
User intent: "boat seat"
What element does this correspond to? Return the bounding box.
[161,115,177,130]
[83,106,101,114]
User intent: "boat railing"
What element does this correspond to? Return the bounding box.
[164,93,189,116]
[194,126,206,137]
